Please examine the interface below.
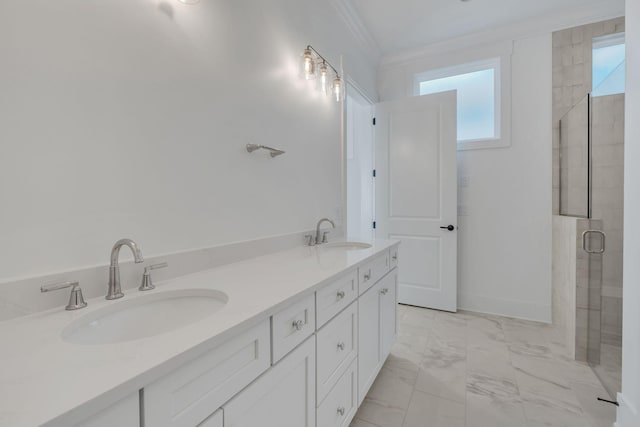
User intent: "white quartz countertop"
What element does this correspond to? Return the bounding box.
[0,239,399,427]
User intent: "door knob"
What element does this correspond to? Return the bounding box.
[440,225,455,231]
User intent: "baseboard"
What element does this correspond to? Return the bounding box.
[615,393,639,427]
[458,291,552,323]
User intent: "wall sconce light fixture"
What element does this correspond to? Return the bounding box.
[300,45,343,102]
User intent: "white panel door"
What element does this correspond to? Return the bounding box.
[375,92,458,311]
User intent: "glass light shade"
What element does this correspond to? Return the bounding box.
[332,76,343,102]
[318,62,330,95]
[301,48,316,80]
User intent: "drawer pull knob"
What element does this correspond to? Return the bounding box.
[336,290,345,300]
[392,254,398,261]
[363,270,371,281]
[337,342,345,351]
[380,288,389,295]
[292,319,305,331]
[337,407,345,416]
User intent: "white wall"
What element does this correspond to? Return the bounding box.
[378,34,553,322]
[0,0,378,282]
[617,1,640,425]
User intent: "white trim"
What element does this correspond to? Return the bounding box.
[615,393,639,427]
[327,0,381,63]
[345,74,377,105]
[380,7,623,66]
[458,291,552,323]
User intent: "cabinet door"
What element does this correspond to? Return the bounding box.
[223,337,316,427]
[380,270,398,360]
[357,280,382,406]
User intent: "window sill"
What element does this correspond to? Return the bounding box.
[457,136,510,151]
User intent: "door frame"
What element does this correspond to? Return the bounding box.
[344,77,376,240]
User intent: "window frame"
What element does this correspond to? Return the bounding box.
[413,55,511,151]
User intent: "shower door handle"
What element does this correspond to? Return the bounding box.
[582,230,606,254]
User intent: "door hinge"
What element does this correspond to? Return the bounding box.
[372,169,376,177]
[372,221,377,229]
[372,117,376,125]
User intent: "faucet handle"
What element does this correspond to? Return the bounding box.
[139,262,168,291]
[41,281,87,311]
[304,234,316,246]
[146,262,168,272]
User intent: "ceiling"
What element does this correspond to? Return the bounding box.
[349,0,625,55]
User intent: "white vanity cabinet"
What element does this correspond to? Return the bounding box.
[380,270,398,361]
[100,244,399,427]
[357,268,398,405]
[198,409,223,427]
[223,337,316,427]
[73,392,139,427]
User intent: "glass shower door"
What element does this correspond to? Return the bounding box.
[559,95,590,218]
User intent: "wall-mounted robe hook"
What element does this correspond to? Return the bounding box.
[246,143,285,158]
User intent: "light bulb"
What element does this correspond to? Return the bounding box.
[301,48,316,80]
[319,62,329,95]
[332,76,343,102]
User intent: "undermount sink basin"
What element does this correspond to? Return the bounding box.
[323,241,373,251]
[62,289,228,345]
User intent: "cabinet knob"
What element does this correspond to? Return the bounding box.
[337,342,345,351]
[392,254,398,261]
[292,319,304,331]
[337,407,345,416]
[336,290,345,300]
[380,288,389,295]
[363,270,371,281]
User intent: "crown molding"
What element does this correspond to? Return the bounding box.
[327,0,382,64]
[380,2,625,67]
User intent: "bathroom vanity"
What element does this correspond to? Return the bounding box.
[0,240,399,427]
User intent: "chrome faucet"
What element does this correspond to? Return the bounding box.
[107,238,144,300]
[314,218,335,245]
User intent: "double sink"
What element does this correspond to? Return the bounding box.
[61,241,371,346]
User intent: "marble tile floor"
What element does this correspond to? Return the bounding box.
[350,304,617,427]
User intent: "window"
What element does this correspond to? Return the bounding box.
[592,33,625,97]
[415,58,504,148]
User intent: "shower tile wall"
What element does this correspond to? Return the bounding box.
[552,17,625,214]
[591,94,625,345]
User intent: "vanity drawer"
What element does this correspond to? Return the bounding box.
[316,301,358,403]
[316,269,357,328]
[358,252,389,294]
[144,320,270,427]
[389,246,399,269]
[271,293,316,363]
[317,359,357,427]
